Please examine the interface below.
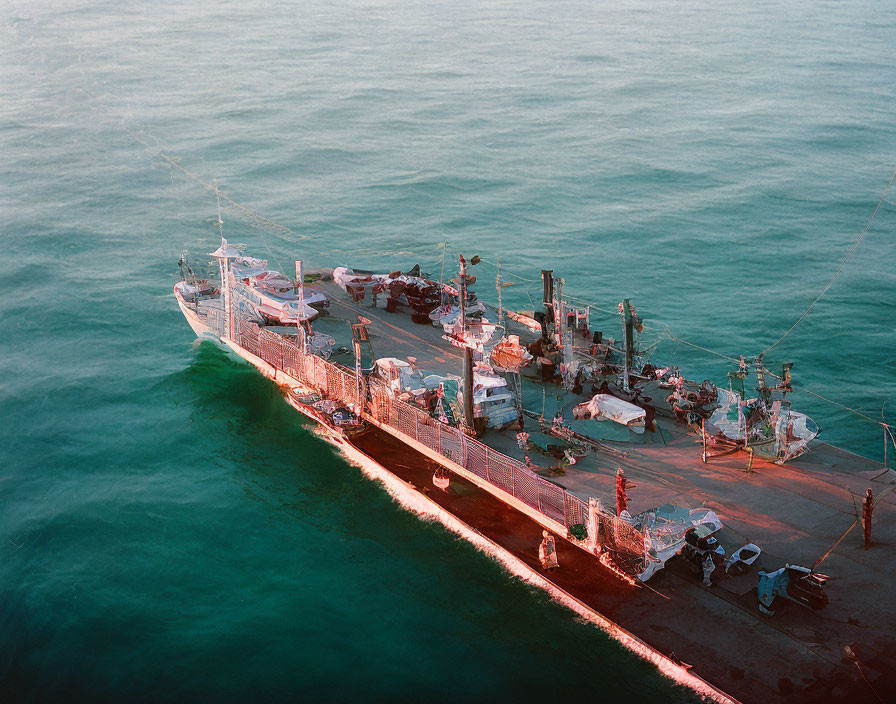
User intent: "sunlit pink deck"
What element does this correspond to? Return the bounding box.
[314,276,896,701]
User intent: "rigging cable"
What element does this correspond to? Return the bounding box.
[91,88,895,434]
[657,326,742,365]
[480,254,894,431]
[763,164,896,355]
[797,386,891,429]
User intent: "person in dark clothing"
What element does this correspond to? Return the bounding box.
[863,488,874,549]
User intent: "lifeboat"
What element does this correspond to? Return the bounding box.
[240,269,329,323]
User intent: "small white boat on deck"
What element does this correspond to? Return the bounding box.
[237,269,328,324]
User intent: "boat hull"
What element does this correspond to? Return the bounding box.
[175,289,226,345]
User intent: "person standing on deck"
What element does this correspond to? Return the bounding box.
[539,530,559,570]
[616,467,635,517]
[701,552,716,587]
[863,488,874,549]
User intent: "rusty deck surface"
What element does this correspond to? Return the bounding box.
[349,426,895,704]
[309,277,896,702]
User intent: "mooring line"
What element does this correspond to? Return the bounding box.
[764,164,896,355]
[79,82,894,437]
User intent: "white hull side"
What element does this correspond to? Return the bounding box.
[176,295,224,344]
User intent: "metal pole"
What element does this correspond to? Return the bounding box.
[463,347,474,433]
[355,350,360,406]
[214,183,232,342]
[541,270,553,341]
[459,255,475,434]
[352,323,364,407]
[702,419,707,463]
[459,255,466,325]
[496,256,503,328]
[622,299,633,392]
[438,242,446,307]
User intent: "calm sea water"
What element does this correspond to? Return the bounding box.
[2,1,894,701]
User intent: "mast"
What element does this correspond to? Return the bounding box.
[214,182,232,341]
[459,254,475,433]
[541,270,553,341]
[351,320,370,408]
[496,256,503,328]
[438,241,446,307]
[622,298,634,392]
[295,259,306,353]
[295,260,304,304]
[556,278,567,360]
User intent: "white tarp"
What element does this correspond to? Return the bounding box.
[574,394,646,433]
[257,301,318,323]
[707,389,818,462]
[635,505,724,581]
[708,388,745,439]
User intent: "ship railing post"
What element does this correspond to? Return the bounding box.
[485,448,491,482]
[563,489,569,528]
[884,424,888,469]
[586,497,599,552]
[414,411,419,441]
[702,419,707,463]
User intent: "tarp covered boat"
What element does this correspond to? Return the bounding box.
[573,394,647,434]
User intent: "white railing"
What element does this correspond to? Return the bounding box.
[236,316,645,558]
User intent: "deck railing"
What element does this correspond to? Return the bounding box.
[235,318,645,558]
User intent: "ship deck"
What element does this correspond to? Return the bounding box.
[308,275,896,700]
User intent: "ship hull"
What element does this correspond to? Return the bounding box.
[172,272,893,704]
[195,324,737,704]
[175,289,227,345]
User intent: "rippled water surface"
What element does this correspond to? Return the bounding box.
[2,1,894,701]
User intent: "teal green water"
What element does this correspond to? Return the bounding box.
[2,1,894,701]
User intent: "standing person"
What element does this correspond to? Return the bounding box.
[539,530,559,570]
[862,488,874,549]
[701,552,716,587]
[616,467,636,517]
